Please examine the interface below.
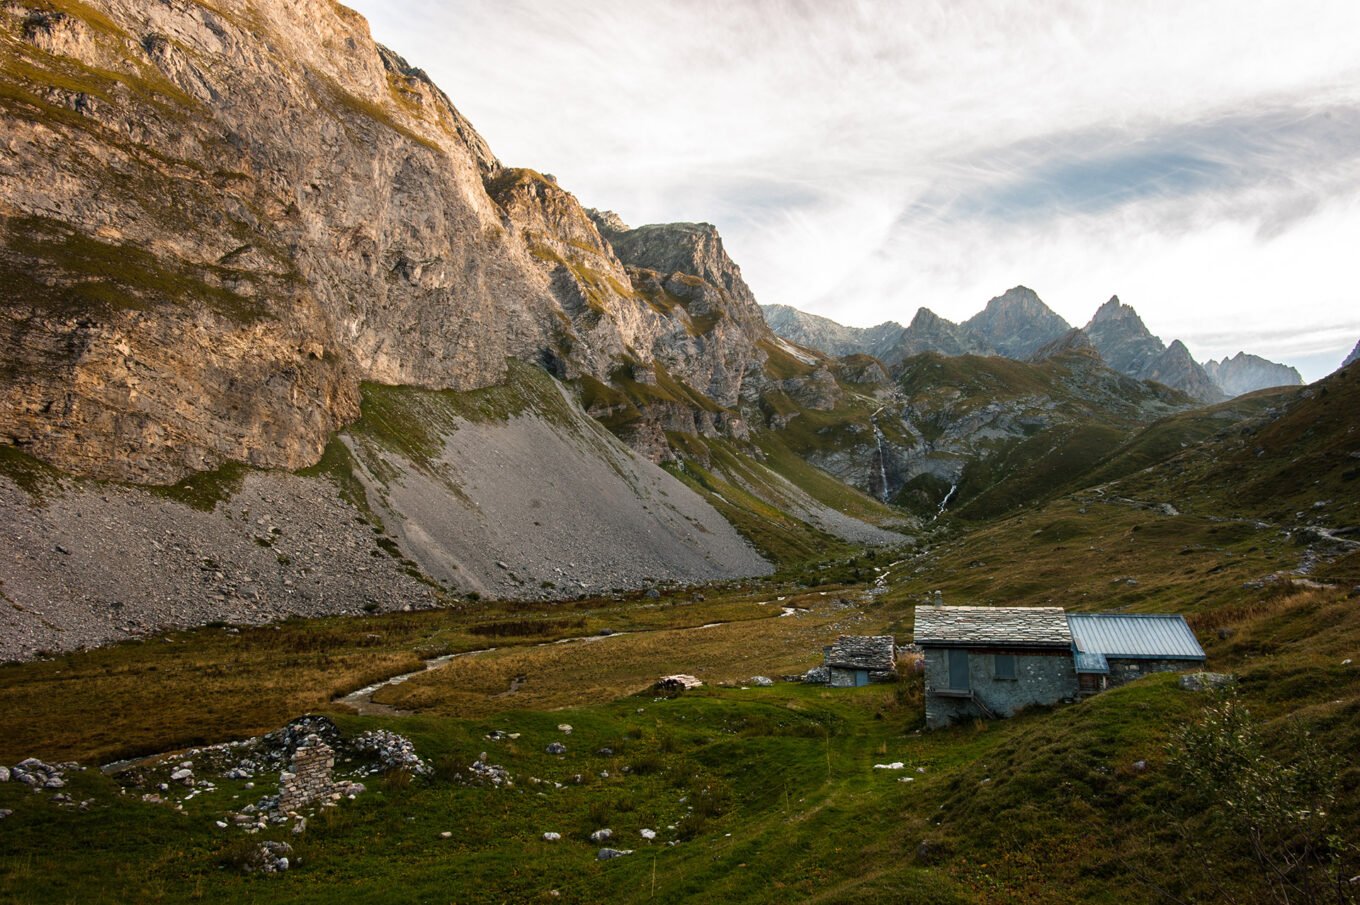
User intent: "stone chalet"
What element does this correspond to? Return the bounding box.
[822,635,898,687]
[913,605,1205,728]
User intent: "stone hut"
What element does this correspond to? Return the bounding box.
[913,606,1076,728]
[822,635,897,687]
[1067,613,1205,694]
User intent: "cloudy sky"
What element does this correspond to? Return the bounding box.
[350,0,1360,381]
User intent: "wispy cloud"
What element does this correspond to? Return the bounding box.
[349,0,1360,380]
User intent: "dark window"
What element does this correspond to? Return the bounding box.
[994,654,1016,680]
[947,649,970,690]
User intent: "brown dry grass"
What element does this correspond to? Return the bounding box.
[378,595,872,717]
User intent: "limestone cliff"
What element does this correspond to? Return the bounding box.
[0,0,779,483]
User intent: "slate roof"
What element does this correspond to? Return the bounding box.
[1067,614,1205,661]
[824,635,897,670]
[913,606,1071,649]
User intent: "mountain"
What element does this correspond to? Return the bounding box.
[1343,339,1360,368]
[1081,296,1167,376]
[1202,352,1303,396]
[961,285,1072,359]
[1082,297,1224,404]
[759,304,905,360]
[892,307,994,360]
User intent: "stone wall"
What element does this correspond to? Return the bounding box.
[924,647,1077,729]
[828,666,898,687]
[1106,658,1200,688]
[277,735,334,813]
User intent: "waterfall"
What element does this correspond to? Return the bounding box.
[933,483,957,520]
[870,408,889,502]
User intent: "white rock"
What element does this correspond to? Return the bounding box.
[873,762,905,770]
[542,832,561,842]
[557,724,573,734]
[589,828,613,843]
[640,828,656,840]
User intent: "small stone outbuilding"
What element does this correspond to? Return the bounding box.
[914,606,1076,728]
[822,635,897,687]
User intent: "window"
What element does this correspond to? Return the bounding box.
[994,654,1016,680]
[947,649,970,690]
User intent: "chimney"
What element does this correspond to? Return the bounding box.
[933,590,943,607]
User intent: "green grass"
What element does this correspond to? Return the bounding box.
[2,577,1353,903]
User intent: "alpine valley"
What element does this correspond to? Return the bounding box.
[0,2,1356,904]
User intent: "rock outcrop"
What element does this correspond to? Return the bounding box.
[1203,352,1303,397]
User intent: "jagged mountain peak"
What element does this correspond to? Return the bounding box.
[1144,339,1225,404]
[1086,295,1149,331]
[908,307,954,330]
[965,285,1071,359]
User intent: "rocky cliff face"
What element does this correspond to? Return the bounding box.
[0,0,781,484]
[589,213,772,412]
[1203,352,1303,397]
[961,286,1071,359]
[0,0,568,481]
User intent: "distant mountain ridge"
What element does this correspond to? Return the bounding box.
[1203,352,1303,396]
[760,304,904,360]
[763,289,1298,404]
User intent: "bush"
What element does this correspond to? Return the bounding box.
[1168,692,1356,904]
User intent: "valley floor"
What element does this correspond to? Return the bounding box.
[1,515,1356,903]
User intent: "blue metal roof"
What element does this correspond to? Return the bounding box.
[1067,614,1205,661]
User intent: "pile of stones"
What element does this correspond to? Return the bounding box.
[352,729,431,776]
[4,758,71,790]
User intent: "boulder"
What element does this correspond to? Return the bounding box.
[1179,672,1234,691]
